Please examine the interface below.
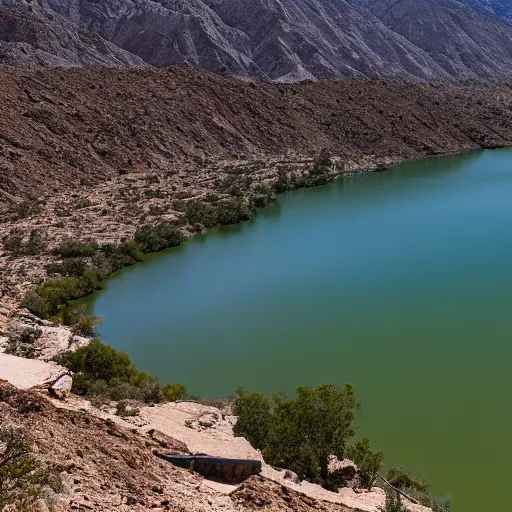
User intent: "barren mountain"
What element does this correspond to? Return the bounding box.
[459,0,512,24]
[349,0,512,77]
[0,0,146,68]
[3,0,512,79]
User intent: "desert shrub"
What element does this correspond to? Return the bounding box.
[2,234,24,255]
[24,229,45,255]
[46,257,88,277]
[274,169,292,194]
[62,304,102,336]
[58,338,135,383]
[178,199,256,229]
[379,491,408,512]
[346,437,384,489]
[107,242,144,271]
[0,426,50,510]
[234,384,359,485]
[57,338,187,404]
[385,467,450,510]
[52,238,99,258]
[162,382,188,402]
[21,291,48,319]
[386,466,429,495]
[233,388,272,450]
[135,222,185,253]
[311,148,332,176]
[178,201,218,228]
[216,199,255,225]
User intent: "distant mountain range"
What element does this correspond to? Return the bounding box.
[2,0,512,81]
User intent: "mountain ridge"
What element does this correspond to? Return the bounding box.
[2,0,512,80]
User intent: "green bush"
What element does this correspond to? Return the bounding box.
[52,238,99,258]
[57,338,187,404]
[379,491,408,512]
[24,229,45,255]
[3,234,24,255]
[46,258,88,277]
[233,388,272,449]
[385,467,451,510]
[107,242,145,272]
[62,304,102,336]
[386,466,429,494]
[58,338,135,383]
[346,437,384,489]
[135,222,185,253]
[3,230,45,256]
[162,382,188,402]
[234,384,359,485]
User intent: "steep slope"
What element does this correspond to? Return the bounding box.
[39,0,449,80]
[458,0,512,24]
[4,0,512,79]
[2,66,512,206]
[0,0,146,68]
[207,0,448,81]
[348,0,512,77]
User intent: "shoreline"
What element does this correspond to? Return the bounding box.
[0,144,503,356]
[0,146,509,360]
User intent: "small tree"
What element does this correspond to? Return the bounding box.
[379,491,408,512]
[234,384,359,486]
[2,234,23,256]
[0,427,47,509]
[347,437,384,489]
[62,304,102,336]
[24,229,45,255]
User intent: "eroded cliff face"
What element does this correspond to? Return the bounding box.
[0,0,147,68]
[348,0,512,77]
[3,0,512,79]
[458,0,512,25]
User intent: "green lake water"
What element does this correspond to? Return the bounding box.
[83,148,512,511]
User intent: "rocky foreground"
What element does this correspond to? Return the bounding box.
[0,378,430,512]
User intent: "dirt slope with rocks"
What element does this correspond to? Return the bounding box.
[0,380,428,511]
[2,66,512,207]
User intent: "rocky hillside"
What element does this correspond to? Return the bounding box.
[0,381,363,511]
[2,0,512,79]
[2,66,512,208]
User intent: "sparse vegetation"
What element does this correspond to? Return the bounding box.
[346,437,384,489]
[383,467,451,511]
[3,230,45,256]
[62,304,102,336]
[379,491,408,512]
[52,238,99,258]
[57,338,187,404]
[2,234,24,255]
[0,426,53,510]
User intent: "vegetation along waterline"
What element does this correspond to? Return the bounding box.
[80,148,512,512]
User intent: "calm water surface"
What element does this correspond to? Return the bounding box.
[84,149,512,512]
